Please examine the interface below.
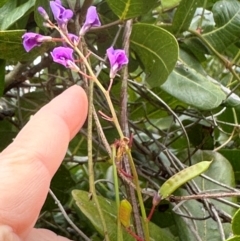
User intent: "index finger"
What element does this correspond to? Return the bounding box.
[0,85,88,238]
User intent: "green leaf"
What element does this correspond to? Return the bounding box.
[202,0,240,53]
[172,0,202,35]
[0,118,16,152]
[226,237,240,241]
[174,151,235,241]
[161,0,181,10]
[105,0,158,20]
[0,59,5,96]
[42,165,76,211]
[179,48,206,75]
[0,0,8,8]
[161,63,226,110]
[0,0,35,30]
[0,30,55,61]
[232,209,240,236]
[219,149,240,182]
[130,23,178,88]
[72,190,175,241]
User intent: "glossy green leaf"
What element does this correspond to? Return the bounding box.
[0,0,35,30]
[106,0,158,19]
[130,23,178,88]
[202,0,240,53]
[159,161,212,199]
[72,190,175,241]
[161,0,181,10]
[172,0,202,35]
[161,63,226,110]
[174,151,235,241]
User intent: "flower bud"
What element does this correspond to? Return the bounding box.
[38,7,49,21]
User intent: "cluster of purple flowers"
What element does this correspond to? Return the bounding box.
[22,0,128,79]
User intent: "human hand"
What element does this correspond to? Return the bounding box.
[0,85,88,241]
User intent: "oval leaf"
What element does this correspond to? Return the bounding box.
[172,0,202,35]
[159,161,212,199]
[161,63,226,110]
[174,151,235,241]
[130,23,178,88]
[202,1,240,53]
[72,190,175,241]
[106,0,158,19]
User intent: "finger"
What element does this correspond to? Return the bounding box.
[0,85,88,238]
[25,228,72,241]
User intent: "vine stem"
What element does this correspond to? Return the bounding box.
[87,77,110,241]
[126,149,150,241]
[56,25,149,240]
[74,42,150,240]
[111,145,124,241]
[55,27,111,241]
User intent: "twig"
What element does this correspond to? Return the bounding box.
[170,192,240,201]
[49,189,91,241]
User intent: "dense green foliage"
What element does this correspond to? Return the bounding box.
[1,0,240,240]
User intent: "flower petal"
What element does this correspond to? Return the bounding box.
[22,33,43,52]
[51,47,74,68]
[106,47,128,78]
[79,6,101,35]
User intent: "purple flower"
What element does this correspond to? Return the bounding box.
[106,47,128,78]
[22,32,52,52]
[50,0,73,28]
[51,47,79,72]
[79,6,101,36]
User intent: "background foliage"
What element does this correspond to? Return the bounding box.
[1,0,240,240]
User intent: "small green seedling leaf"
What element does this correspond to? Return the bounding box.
[159,161,212,199]
[119,199,132,228]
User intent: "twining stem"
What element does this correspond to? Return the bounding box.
[121,19,144,239]
[112,145,124,241]
[126,148,150,241]
[56,26,149,240]
[74,44,150,240]
[87,78,110,241]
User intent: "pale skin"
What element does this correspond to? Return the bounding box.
[0,85,88,241]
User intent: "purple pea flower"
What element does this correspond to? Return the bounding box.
[22,32,52,52]
[79,6,101,36]
[50,0,73,30]
[51,46,80,72]
[106,47,128,78]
